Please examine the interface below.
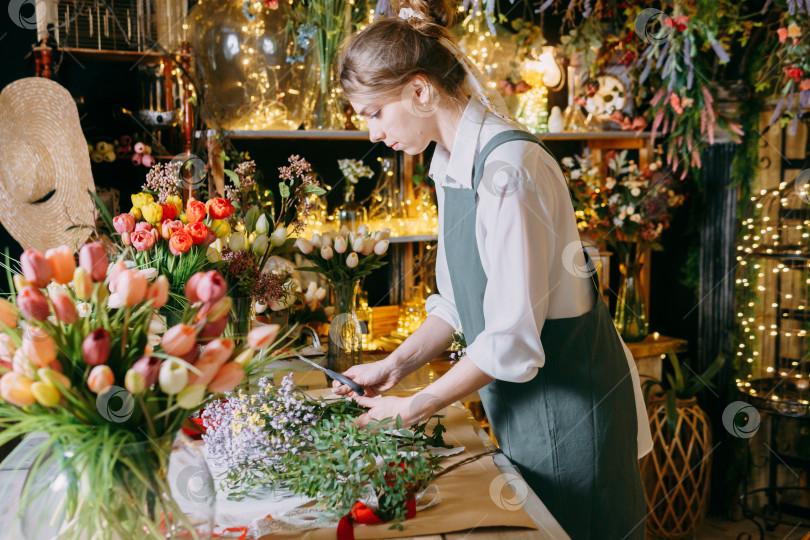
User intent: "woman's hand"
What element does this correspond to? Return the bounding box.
[351,395,420,427]
[332,356,403,398]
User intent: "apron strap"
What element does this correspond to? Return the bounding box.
[471,128,603,298]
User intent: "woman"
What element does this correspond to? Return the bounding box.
[333,1,653,538]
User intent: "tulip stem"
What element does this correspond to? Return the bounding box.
[138,394,157,438]
[121,307,131,356]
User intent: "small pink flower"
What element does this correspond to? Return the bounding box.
[778,27,788,44]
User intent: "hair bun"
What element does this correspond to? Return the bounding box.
[396,0,455,33]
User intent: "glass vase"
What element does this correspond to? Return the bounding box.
[228,296,256,343]
[22,433,215,540]
[326,279,363,373]
[337,184,367,231]
[306,54,345,130]
[614,248,649,342]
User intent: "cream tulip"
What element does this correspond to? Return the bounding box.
[270,227,288,247]
[334,237,347,254]
[346,252,359,268]
[320,245,334,260]
[295,238,314,255]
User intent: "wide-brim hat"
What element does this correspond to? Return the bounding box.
[0,77,95,251]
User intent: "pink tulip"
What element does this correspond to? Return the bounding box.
[108,260,129,293]
[185,273,202,303]
[79,242,108,282]
[126,356,161,392]
[0,298,18,329]
[0,372,36,406]
[12,348,35,377]
[51,294,77,324]
[87,365,114,394]
[22,327,56,367]
[20,250,53,288]
[161,324,196,356]
[116,269,147,306]
[17,286,49,321]
[200,316,228,339]
[187,339,234,386]
[146,276,169,309]
[130,230,156,252]
[247,324,280,349]
[135,222,153,233]
[82,328,111,366]
[121,232,132,246]
[196,271,227,303]
[113,213,136,235]
[208,362,245,393]
[44,246,76,285]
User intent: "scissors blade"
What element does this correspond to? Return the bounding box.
[293,354,365,396]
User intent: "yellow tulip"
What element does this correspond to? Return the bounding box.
[166,195,183,215]
[179,213,189,225]
[210,219,231,238]
[130,207,143,220]
[130,193,154,209]
[31,381,60,407]
[141,202,163,224]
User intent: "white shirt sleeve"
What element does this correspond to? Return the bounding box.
[464,155,560,383]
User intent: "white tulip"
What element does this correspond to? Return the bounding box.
[270,227,288,247]
[378,228,391,241]
[206,246,222,263]
[326,229,338,240]
[47,282,67,300]
[159,359,188,395]
[139,267,158,281]
[352,237,364,252]
[362,238,375,255]
[339,225,349,237]
[255,214,270,235]
[321,245,334,260]
[374,240,389,256]
[252,234,269,255]
[315,287,326,301]
[334,237,347,254]
[229,232,246,251]
[107,292,123,309]
[321,234,332,249]
[357,224,369,237]
[346,252,359,268]
[311,232,322,248]
[296,237,314,255]
[254,301,267,314]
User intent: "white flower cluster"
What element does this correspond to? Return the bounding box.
[337,158,374,185]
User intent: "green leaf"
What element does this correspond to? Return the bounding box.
[279,183,290,199]
[303,185,327,195]
[244,206,260,233]
[224,169,240,188]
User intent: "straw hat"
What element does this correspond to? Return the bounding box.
[0,78,95,251]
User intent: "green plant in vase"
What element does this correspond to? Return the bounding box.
[336,157,374,230]
[295,224,389,373]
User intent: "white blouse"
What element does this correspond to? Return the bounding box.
[425,99,653,458]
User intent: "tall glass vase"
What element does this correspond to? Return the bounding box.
[228,297,256,343]
[306,41,344,130]
[22,433,215,540]
[614,247,649,342]
[337,184,367,231]
[326,279,363,373]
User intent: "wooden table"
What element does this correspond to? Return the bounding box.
[625,333,688,383]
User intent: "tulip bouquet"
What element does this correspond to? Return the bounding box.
[763,10,810,132]
[0,241,294,540]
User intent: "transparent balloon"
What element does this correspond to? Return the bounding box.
[187,1,315,130]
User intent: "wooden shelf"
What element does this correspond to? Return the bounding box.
[57,47,166,63]
[388,234,437,243]
[200,129,651,142]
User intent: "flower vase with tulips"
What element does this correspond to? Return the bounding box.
[0,241,294,539]
[295,224,389,372]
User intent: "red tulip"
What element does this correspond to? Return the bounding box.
[186,198,207,224]
[208,198,235,220]
[169,231,193,255]
[160,203,177,221]
[52,294,77,324]
[82,328,111,366]
[17,286,49,321]
[113,213,136,235]
[199,316,228,339]
[20,250,53,288]
[79,242,108,282]
[196,271,227,303]
[44,246,76,285]
[185,222,210,245]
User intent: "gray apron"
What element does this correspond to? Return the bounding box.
[441,129,646,539]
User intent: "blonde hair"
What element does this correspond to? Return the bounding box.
[337,0,468,108]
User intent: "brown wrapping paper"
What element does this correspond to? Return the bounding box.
[260,404,539,539]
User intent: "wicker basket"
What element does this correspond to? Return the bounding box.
[641,396,713,539]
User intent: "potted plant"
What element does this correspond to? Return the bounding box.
[640,351,724,539]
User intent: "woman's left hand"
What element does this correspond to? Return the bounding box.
[352,395,424,427]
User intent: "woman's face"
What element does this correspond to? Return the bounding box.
[349,78,437,155]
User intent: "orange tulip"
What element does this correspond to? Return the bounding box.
[207,362,245,393]
[45,246,76,285]
[52,294,77,324]
[169,231,193,256]
[247,324,280,350]
[208,198,235,220]
[146,276,169,309]
[185,198,207,225]
[0,298,18,329]
[185,222,210,245]
[116,269,147,306]
[22,327,56,367]
[0,372,36,406]
[161,324,197,356]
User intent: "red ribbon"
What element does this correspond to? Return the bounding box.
[211,514,273,540]
[337,499,416,540]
